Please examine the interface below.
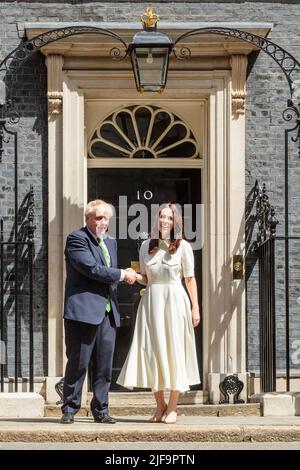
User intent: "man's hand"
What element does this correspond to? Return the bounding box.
[124,268,137,285]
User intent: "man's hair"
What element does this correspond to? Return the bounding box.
[85,199,114,218]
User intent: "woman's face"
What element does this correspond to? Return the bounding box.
[159,207,174,238]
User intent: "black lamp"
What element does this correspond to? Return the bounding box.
[128,7,173,92]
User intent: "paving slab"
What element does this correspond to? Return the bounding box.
[0,415,300,442]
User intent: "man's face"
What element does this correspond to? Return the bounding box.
[86,206,110,237]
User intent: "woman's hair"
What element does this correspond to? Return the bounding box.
[148,202,183,254]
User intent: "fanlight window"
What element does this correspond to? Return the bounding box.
[88,105,199,159]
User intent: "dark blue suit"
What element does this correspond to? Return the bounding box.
[62,227,121,417]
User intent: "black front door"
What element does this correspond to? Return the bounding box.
[88,168,202,389]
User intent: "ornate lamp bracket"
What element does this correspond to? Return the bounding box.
[0,99,19,163]
[256,182,278,246]
[283,99,300,158]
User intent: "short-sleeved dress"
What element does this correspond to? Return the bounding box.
[117,239,200,392]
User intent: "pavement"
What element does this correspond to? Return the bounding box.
[0,414,300,443]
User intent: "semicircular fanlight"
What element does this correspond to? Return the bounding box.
[88,104,200,159]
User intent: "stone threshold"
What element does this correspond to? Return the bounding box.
[45,403,261,417]
[88,390,207,405]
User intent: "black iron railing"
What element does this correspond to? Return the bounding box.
[255,184,278,392]
[0,187,35,392]
[257,238,276,392]
[250,182,300,393]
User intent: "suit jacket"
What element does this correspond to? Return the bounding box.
[63,226,121,327]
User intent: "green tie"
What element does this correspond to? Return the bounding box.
[98,239,112,313]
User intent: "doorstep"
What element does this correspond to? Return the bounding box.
[45,403,261,417]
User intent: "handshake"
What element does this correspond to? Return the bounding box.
[124,268,137,285]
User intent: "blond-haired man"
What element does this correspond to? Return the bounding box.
[61,199,136,424]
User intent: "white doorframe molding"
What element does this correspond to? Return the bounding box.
[206,72,248,403]
[46,68,248,404]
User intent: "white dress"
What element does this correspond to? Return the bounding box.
[117,239,200,392]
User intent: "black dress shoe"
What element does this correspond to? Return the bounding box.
[60,412,74,424]
[94,414,116,424]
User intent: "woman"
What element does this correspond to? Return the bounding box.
[117,203,200,424]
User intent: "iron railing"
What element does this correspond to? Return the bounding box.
[255,183,278,392]
[252,182,300,393]
[257,238,276,392]
[0,187,35,392]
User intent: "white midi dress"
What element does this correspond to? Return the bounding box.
[117,239,200,392]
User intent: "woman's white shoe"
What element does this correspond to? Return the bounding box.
[163,410,177,424]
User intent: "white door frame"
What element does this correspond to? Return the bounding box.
[46,67,247,403]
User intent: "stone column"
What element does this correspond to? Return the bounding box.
[60,76,87,404]
[207,58,249,403]
[45,55,64,402]
[228,55,247,377]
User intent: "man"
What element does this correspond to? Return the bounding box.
[61,199,136,424]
